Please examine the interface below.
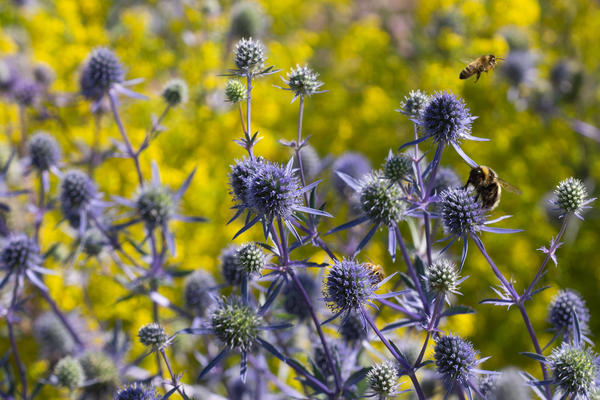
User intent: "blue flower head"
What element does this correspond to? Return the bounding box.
[245,160,302,221]
[434,334,481,388]
[440,187,486,237]
[229,157,264,208]
[423,91,475,146]
[115,383,161,400]
[548,289,590,341]
[323,259,375,315]
[28,132,61,172]
[80,48,124,101]
[549,343,599,399]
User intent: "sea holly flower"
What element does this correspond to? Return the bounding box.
[231,159,331,240]
[161,78,188,107]
[280,64,325,101]
[112,162,204,255]
[226,37,278,78]
[282,272,318,320]
[114,384,161,400]
[0,233,54,292]
[175,296,291,382]
[383,150,412,183]
[27,131,61,173]
[53,356,84,391]
[425,258,466,303]
[434,334,489,397]
[396,89,430,120]
[481,369,531,400]
[366,361,406,399]
[59,169,104,233]
[322,259,406,322]
[548,343,599,399]
[438,187,522,270]
[399,91,484,169]
[184,269,216,316]
[79,47,146,111]
[551,177,595,220]
[79,351,119,398]
[548,289,590,343]
[137,322,169,351]
[225,79,247,103]
[327,172,406,258]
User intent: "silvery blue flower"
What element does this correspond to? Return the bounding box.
[0,233,53,292]
[551,177,595,220]
[27,132,61,172]
[280,64,325,101]
[114,384,161,400]
[397,89,430,120]
[548,289,590,342]
[53,356,84,391]
[549,343,599,399]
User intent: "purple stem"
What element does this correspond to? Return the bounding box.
[377,299,422,320]
[160,349,186,398]
[108,90,144,185]
[524,215,570,298]
[36,285,83,347]
[473,236,551,399]
[8,273,27,399]
[361,307,426,400]
[245,74,255,160]
[414,294,443,368]
[33,173,45,243]
[394,225,430,314]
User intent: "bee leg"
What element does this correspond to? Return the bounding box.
[474,71,481,83]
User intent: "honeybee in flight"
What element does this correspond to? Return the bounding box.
[363,262,385,285]
[464,166,521,210]
[459,55,503,82]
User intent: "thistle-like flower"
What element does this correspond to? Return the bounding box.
[549,343,599,399]
[162,78,188,107]
[12,79,40,106]
[281,64,324,100]
[383,151,412,183]
[138,322,169,350]
[211,298,262,352]
[430,166,461,195]
[27,132,61,172]
[426,258,464,301]
[548,289,590,341]
[282,273,317,320]
[400,91,482,168]
[234,37,265,73]
[79,48,124,101]
[314,344,340,377]
[236,242,268,275]
[367,361,401,399]
[184,269,216,315]
[434,334,484,392]
[220,244,244,285]
[60,169,101,230]
[397,89,430,119]
[328,171,406,258]
[0,234,51,291]
[114,384,161,400]
[229,1,268,39]
[54,356,85,391]
[340,312,368,343]
[225,79,247,103]
[438,187,521,269]
[79,351,119,397]
[501,51,537,87]
[229,157,263,210]
[484,369,531,400]
[552,177,595,219]
[323,259,401,319]
[33,312,75,360]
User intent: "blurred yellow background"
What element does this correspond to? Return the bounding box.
[0,0,599,397]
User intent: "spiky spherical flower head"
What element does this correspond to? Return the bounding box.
[367,361,400,398]
[283,273,317,320]
[211,297,263,352]
[115,384,161,400]
[236,242,267,275]
[162,78,188,107]
[501,51,536,87]
[13,79,39,106]
[426,259,460,296]
[33,63,55,87]
[486,369,531,400]
[324,259,375,314]
[79,351,119,395]
[422,92,474,145]
[431,166,461,195]
[331,152,371,198]
[478,374,497,398]
[229,1,267,39]
[54,356,84,391]
[136,184,175,229]
[246,161,301,221]
[28,132,61,171]
[383,152,412,183]
[184,269,215,314]
[340,312,367,343]
[138,323,168,350]
[220,244,244,286]
[1,233,41,272]
[233,37,265,72]
[314,345,339,377]
[229,157,263,207]
[82,229,105,256]
[359,173,405,226]
[225,79,247,103]
[285,65,323,97]
[553,178,591,216]
[60,170,96,211]
[440,187,486,236]
[548,289,590,338]
[434,335,478,383]
[33,313,75,358]
[549,343,599,398]
[293,144,321,180]
[79,48,124,100]
[399,90,430,119]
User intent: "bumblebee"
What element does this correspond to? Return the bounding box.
[464,166,521,210]
[459,55,503,82]
[363,262,385,285]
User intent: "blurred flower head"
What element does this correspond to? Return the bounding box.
[79,351,119,396]
[283,272,317,320]
[184,269,216,315]
[548,289,590,341]
[331,152,371,203]
[135,184,175,229]
[79,47,124,101]
[501,51,536,87]
[114,384,161,400]
[138,322,168,350]
[220,244,244,286]
[27,131,61,172]
[225,79,247,103]
[162,78,188,107]
[229,1,268,39]
[53,356,84,391]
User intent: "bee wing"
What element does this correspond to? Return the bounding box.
[498,178,522,195]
